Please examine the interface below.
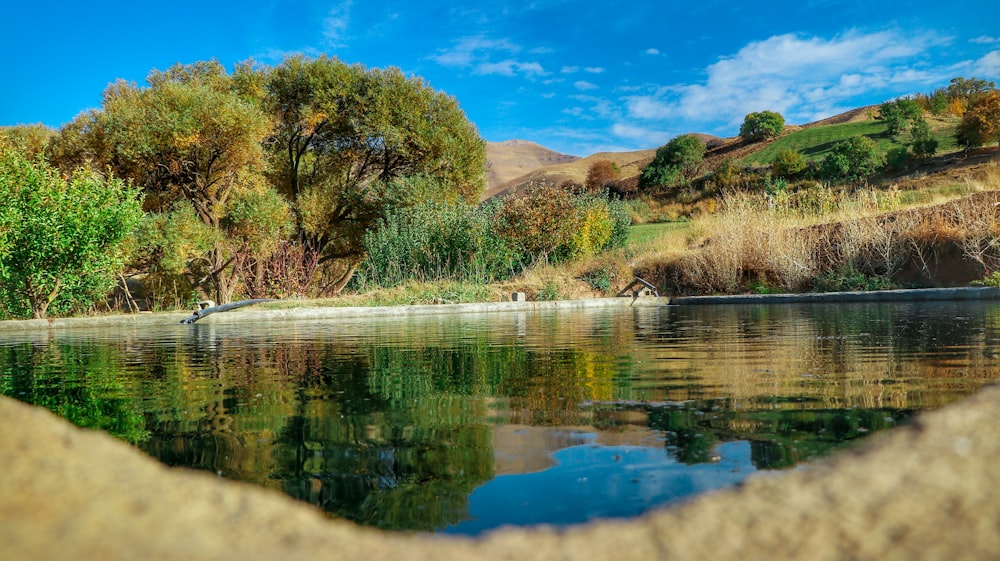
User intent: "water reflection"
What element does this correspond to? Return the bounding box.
[2,301,999,534]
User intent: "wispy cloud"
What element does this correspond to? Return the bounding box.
[432,35,546,78]
[645,48,661,56]
[574,80,598,91]
[323,1,353,47]
[972,36,1000,45]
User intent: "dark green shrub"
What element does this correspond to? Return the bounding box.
[820,136,886,183]
[771,149,808,179]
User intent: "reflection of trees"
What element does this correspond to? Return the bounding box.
[4,302,1000,532]
[0,342,149,443]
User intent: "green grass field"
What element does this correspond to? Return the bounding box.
[739,118,961,166]
[628,222,689,245]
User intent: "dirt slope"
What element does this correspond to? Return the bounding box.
[486,140,580,191]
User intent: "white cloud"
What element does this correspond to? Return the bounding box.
[626,30,951,127]
[476,60,546,77]
[645,48,660,55]
[574,80,598,91]
[611,123,673,145]
[561,65,580,73]
[323,1,353,47]
[584,67,605,74]
[973,50,1000,78]
[972,36,1000,45]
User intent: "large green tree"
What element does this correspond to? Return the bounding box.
[0,147,143,319]
[262,56,487,293]
[638,134,705,190]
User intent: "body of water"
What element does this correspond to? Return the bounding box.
[2,301,999,534]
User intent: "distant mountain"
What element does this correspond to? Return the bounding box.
[486,140,580,190]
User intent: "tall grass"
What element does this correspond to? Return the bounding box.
[646,163,1000,294]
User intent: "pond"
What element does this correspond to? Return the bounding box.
[2,301,999,535]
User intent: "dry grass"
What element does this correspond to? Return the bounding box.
[634,161,1000,295]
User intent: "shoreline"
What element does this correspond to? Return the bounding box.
[4,285,1000,331]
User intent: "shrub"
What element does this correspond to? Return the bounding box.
[820,136,886,184]
[771,150,809,179]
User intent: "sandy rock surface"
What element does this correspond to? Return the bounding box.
[2,383,999,561]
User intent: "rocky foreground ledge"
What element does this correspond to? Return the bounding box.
[2,383,1000,561]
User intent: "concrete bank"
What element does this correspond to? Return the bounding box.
[0,296,668,332]
[3,381,1000,560]
[672,285,1000,306]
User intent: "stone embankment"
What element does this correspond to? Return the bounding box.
[3,375,1000,560]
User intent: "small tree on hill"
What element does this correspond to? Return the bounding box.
[585,160,620,193]
[639,134,705,190]
[820,136,886,184]
[879,99,924,138]
[739,111,785,142]
[956,91,1000,152]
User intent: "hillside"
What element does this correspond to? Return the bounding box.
[487,105,981,201]
[483,148,658,201]
[486,140,580,191]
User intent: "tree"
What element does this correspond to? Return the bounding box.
[262,56,486,293]
[820,136,886,183]
[585,160,620,193]
[0,147,142,319]
[71,62,283,304]
[879,99,924,138]
[739,111,785,142]
[956,91,1000,151]
[947,77,995,106]
[638,134,705,190]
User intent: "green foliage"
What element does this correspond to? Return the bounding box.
[639,134,706,190]
[582,266,615,293]
[813,270,896,292]
[885,146,911,171]
[263,56,487,270]
[820,136,886,184]
[606,199,632,250]
[879,99,923,138]
[0,148,143,319]
[537,282,561,301]
[739,111,785,142]
[770,149,809,179]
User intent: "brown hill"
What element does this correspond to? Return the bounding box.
[483,148,657,201]
[486,140,580,191]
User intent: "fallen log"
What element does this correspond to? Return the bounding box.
[179,299,277,324]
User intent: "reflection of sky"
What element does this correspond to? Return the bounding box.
[441,440,756,536]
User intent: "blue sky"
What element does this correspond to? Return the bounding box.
[2,1,998,156]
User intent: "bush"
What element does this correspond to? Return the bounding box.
[820,136,886,184]
[771,150,809,179]
[0,149,143,318]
